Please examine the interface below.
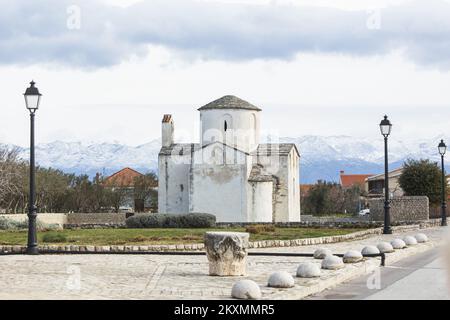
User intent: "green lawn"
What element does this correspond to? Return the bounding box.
[0,227,363,246]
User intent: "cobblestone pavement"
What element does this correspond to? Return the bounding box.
[0,227,446,300]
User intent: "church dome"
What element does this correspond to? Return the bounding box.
[198,95,262,111]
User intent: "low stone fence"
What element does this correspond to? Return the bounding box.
[1,230,379,253]
[217,218,429,229]
[368,196,429,222]
[300,215,370,223]
[66,213,126,228]
[1,211,437,230]
[0,220,441,254]
[0,213,128,229]
[64,223,126,229]
[0,213,67,228]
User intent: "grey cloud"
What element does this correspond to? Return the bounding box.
[0,0,449,68]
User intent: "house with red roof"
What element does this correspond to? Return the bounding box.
[104,167,156,212]
[104,167,143,187]
[300,184,314,196]
[339,171,373,189]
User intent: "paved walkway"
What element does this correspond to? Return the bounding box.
[308,247,450,300]
[0,227,447,300]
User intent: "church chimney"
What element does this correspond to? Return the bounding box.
[162,114,174,147]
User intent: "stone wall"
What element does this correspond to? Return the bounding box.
[368,196,429,222]
[0,213,67,227]
[300,215,370,223]
[66,213,126,226]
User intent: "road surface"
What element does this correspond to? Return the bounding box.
[308,247,450,300]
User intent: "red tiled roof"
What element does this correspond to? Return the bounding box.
[340,173,373,188]
[104,167,143,187]
[300,184,314,195]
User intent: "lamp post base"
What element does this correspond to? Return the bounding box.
[383,227,393,235]
[26,246,39,255]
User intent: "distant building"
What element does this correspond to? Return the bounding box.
[365,167,404,198]
[339,171,373,189]
[300,184,314,196]
[104,167,143,188]
[104,167,153,212]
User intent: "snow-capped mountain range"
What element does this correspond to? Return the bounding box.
[4,135,449,183]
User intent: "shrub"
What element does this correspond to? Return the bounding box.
[399,158,446,206]
[123,215,140,228]
[174,213,216,228]
[42,232,67,243]
[37,222,61,232]
[125,213,216,228]
[127,214,167,228]
[0,217,61,231]
[245,224,276,234]
[0,217,20,230]
[14,220,29,229]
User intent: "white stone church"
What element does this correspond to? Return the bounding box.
[158,95,301,222]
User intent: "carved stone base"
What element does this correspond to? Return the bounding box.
[204,231,249,276]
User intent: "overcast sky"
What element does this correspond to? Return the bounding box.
[1,0,450,147]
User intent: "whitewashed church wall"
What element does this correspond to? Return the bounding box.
[287,150,301,222]
[248,181,273,222]
[192,142,248,166]
[158,154,192,214]
[189,164,248,222]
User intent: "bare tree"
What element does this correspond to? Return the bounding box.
[0,146,23,211]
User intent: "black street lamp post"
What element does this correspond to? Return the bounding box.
[438,139,447,227]
[24,81,42,255]
[380,115,393,234]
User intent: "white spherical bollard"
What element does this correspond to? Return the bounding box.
[231,280,262,299]
[321,255,345,270]
[391,238,406,249]
[296,263,321,278]
[267,271,295,288]
[361,245,380,255]
[403,235,418,246]
[377,242,394,253]
[343,250,363,263]
[314,248,332,259]
[415,233,429,243]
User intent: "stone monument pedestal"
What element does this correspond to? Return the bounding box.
[204,231,249,276]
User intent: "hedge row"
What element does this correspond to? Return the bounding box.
[125,213,216,228]
[0,217,60,231]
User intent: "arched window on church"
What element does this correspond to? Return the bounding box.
[222,114,233,145]
[223,114,232,133]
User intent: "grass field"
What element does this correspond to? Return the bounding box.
[0,227,363,246]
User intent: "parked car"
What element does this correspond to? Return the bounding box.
[358,208,370,216]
